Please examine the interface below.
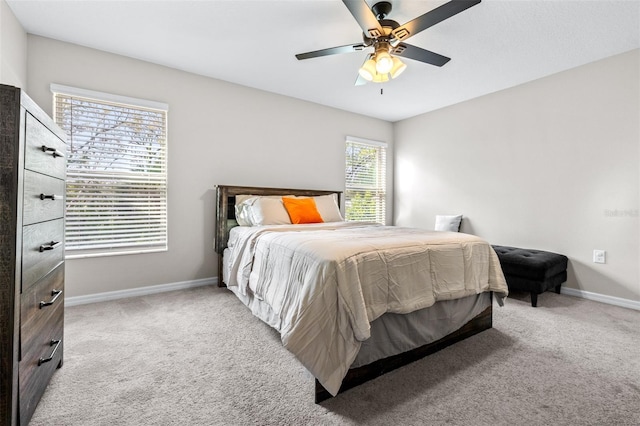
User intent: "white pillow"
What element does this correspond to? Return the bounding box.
[250,197,292,225]
[234,195,293,226]
[435,214,462,232]
[312,194,343,222]
[234,197,254,226]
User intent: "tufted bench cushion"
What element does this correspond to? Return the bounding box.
[492,245,568,307]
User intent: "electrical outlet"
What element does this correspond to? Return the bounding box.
[593,250,606,264]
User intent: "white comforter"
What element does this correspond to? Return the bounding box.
[225,222,508,396]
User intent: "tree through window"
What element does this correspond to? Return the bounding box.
[52,84,168,257]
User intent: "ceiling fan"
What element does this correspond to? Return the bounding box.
[295,0,481,84]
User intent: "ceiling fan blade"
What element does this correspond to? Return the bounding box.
[392,43,451,67]
[342,0,384,39]
[295,43,366,60]
[391,0,481,42]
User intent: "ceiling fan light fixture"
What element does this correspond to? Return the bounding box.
[358,58,377,81]
[375,50,393,74]
[390,56,407,79]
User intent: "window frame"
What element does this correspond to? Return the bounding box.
[51,84,169,259]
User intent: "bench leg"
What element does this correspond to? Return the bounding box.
[530,292,538,307]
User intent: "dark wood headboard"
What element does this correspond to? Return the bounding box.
[215,185,342,286]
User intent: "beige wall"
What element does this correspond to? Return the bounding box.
[394,49,640,302]
[26,35,394,298]
[0,0,27,88]
[18,26,640,304]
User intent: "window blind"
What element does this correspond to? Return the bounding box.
[52,86,168,257]
[345,137,387,224]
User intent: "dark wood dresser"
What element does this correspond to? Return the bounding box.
[1,84,67,425]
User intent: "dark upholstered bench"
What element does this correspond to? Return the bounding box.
[492,245,568,307]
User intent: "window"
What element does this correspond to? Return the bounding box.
[345,136,387,224]
[51,84,168,258]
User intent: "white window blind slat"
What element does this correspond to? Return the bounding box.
[52,86,168,257]
[345,137,387,224]
[66,233,167,240]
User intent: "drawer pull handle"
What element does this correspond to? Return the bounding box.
[40,193,60,201]
[38,339,61,366]
[40,289,62,309]
[39,241,62,252]
[41,145,65,158]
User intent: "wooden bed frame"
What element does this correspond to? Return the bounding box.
[214,185,493,403]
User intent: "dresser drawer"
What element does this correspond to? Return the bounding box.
[22,219,64,292]
[21,264,64,359]
[18,308,63,426]
[23,170,65,225]
[24,112,66,180]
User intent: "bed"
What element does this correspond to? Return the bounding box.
[215,185,508,402]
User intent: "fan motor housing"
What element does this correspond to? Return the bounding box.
[362,18,399,45]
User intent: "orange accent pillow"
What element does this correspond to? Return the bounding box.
[282,197,324,224]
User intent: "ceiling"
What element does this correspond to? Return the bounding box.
[7,0,640,122]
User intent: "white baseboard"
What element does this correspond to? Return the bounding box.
[65,276,639,312]
[561,287,640,311]
[65,277,218,307]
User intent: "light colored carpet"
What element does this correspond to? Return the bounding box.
[30,286,639,426]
